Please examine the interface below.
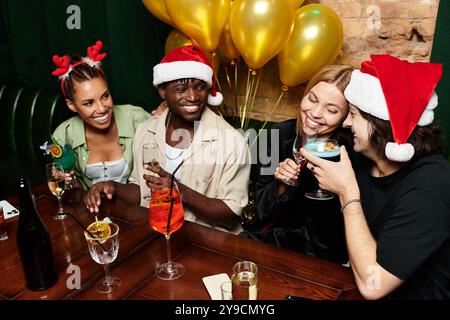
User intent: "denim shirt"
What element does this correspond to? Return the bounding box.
[52,104,150,190]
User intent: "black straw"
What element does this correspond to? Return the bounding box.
[165,160,185,234]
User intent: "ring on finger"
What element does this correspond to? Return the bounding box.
[311,164,316,172]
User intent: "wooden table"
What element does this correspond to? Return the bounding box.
[0,184,362,300]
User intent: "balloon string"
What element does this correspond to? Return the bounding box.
[233,60,239,128]
[250,89,286,149]
[245,68,262,130]
[225,63,232,90]
[241,67,252,128]
[214,61,225,117]
[214,65,222,93]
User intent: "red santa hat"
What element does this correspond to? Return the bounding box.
[344,54,443,162]
[153,45,223,106]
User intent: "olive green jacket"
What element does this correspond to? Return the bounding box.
[53,104,150,190]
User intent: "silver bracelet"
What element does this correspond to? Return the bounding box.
[340,198,362,213]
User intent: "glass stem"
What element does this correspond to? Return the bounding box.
[57,196,64,213]
[103,263,111,285]
[165,234,174,272]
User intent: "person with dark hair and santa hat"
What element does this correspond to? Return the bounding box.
[301,54,450,299]
[85,45,250,234]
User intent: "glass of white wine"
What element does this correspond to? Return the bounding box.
[231,261,258,300]
[46,162,69,220]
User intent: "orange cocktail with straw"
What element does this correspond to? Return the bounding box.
[149,187,184,235]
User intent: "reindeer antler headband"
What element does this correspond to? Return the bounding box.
[51,40,107,97]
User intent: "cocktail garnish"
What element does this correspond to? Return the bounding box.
[87,221,111,244]
[325,142,336,151]
[50,144,62,158]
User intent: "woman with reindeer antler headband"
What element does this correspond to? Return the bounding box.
[51,40,150,190]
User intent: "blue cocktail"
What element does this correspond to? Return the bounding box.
[304,138,340,200]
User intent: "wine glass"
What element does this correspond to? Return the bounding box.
[282,133,306,186]
[84,222,121,293]
[304,138,340,200]
[142,143,155,201]
[46,162,70,220]
[149,183,185,280]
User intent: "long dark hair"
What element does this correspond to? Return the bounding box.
[359,110,444,161]
[61,55,106,101]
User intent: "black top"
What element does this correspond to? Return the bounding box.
[353,152,450,299]
[241,120,348,264]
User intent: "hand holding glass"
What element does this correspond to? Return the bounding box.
[46,163,70,220]
[283,133,306,186]
[54,139,77,190]
[142,143,156,201]
[304,138,340,200]
[84,222,120,293]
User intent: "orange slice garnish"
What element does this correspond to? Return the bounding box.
[50,144,62,158]
[86,221,111,244]
[325,142,336,151]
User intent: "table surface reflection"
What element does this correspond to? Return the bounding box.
[0,183,362,300]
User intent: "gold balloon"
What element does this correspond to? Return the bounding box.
[165,30,219,75]
[165,29,194,54]
[142,0,173,26]
[230,0,295,70]
[165,0,231,53]
[291,0,305,9]
[277,4,343,87]
[219,21,239,59]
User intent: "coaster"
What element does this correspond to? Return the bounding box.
[202,273,231,300]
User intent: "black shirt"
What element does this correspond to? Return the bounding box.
[353,153,450,299]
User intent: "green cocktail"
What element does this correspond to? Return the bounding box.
[54,144,76,171]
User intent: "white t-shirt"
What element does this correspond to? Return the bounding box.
[164,143,186,181]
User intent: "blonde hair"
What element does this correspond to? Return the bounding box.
[296,64,354,134]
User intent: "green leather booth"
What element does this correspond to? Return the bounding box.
[0,83,70,198]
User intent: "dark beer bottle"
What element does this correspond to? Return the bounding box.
[16,178,57,291]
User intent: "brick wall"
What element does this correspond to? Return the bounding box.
[219,0,440,125]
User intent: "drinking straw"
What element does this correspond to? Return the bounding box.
[165,160,185,234]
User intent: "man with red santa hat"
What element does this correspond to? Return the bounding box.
[301,54,450,299]
[85,45,250,234]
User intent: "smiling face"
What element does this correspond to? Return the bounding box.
[158,78,208,124]
[66,77,114,131]
[343,104,374,156]
[299,81,348,138]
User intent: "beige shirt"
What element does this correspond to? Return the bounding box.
[129,107,251,234]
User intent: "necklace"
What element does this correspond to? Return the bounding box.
[165,112,186,161]
[165,144,185,160]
